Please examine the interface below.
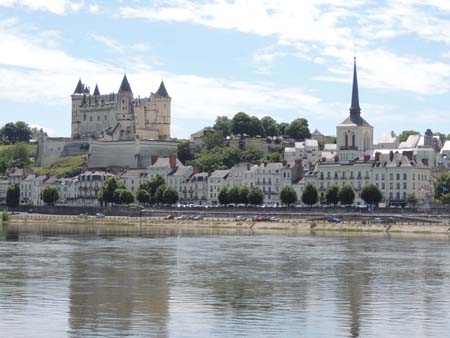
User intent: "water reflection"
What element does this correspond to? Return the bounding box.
[1,226,450,338]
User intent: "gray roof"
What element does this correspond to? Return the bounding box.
[338,115,372,128]
[120,169,147,178]
[74,79,84,94]
[93,84,100,96]
[168,165,193,177]
[210,170,230,178]
[156,81,169,97]
[119,74,132,93]
[151,157,182,168]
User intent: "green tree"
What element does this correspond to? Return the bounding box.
[406,194,418,207]
[6,183,20,210]
[98,176,124,205]
[155,184,167,204]
[41,185,59,205]
[148,175,166,195]
[136,189,151,205]
[191,146,241,172]
[231,112,253,136]
[441,193,450,205]
[218,186,229,205]
[265,151,283,162]
[433,172,450,201]
[278,122,289,136]
[213,116,232,137]
[177,141,194,165]
[338,184,355,205]
[228,186,241,204]
[281,186,298,206]
[247,187,264,205]
[119,189,135,204]
[398,130,420,142]
[325,184,339,206]
[285,118,311,140]
[0,142,31,170]
[239,186,249,204]
[240,143,264,163]
[250,116,264,137]
[360,184,383,206]
[0,121,32,144]
[301,183,317,206]
[163,186,179,205]
[204,130,225,149]
[261,116,279,137]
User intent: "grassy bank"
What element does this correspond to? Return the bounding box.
[31,155,86,176]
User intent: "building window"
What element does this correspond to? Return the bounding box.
[403,173,407,180]
[83,114,86,121]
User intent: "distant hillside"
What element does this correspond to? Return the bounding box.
[31,155,87,177]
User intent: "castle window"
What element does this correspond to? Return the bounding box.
[90,116,93,121]
[83,114,86,121]
[104,115,107,120]
[97,116,100,121]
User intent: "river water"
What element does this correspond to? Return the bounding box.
[1,227,450,338]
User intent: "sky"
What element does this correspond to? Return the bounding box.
[1,0,450,140]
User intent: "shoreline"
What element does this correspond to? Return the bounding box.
[3,214,450,239]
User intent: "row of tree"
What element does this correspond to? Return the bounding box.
[4,183,59,210]
[0,143,32,175]
[218,186,264,205]
[98,175,179,206]
[213,113,311,140]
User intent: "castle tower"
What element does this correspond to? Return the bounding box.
[336,58,373,162]
[117,74,136,140]
[154,81,171,139]
[71,78,84,139]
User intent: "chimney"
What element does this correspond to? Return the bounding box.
[151,155,158,165]
[402,151,413,161]
[169,154,177,169]
[389,151,394,162]
[193,165,199,174]
[375,152,381,162]
[282,160,287,166]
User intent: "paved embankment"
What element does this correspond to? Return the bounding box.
[3,214,450,236]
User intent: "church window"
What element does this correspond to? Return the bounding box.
[345,134,348,146]
[352,134,355,146]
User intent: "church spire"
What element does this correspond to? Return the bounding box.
[118,74,132,93]
[349,57,361,124]
[156,80,169,97]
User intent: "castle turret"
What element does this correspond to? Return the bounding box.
[93,84,100,96]
[116,74,135,140]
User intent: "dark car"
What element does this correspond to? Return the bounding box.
[327,217,341,223]
[370,217,383,224]
[164,214,174,220]
[256,215,269,222]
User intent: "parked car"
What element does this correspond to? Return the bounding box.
[176,215,188,220]
[235,215,245,221]
[384,217,396,224]
[192,215,203,220]
[164,214,174,220]
[256,215,269,222]
[370,217,383,224]
[27,209,34,214]
[269,216,280,222]
[327,217,341,223]
[95,213,105,218]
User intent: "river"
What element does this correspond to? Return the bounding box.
[1,227,450,338]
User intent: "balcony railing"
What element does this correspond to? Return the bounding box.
[340,146,358,151]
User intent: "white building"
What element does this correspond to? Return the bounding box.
[284,139,320,168]
[119,169,148,193]
[147,155,181,181]
[56,178,79,205]
[0,178,8,204]
[207,170,230,205]
[181,173,209,205]
[77,171,112,206]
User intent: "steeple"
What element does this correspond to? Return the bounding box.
[93,84,100,96]
[74,78,84,94]
[156,80,169,97]
[349,57,361,124]
[118,74,132,93]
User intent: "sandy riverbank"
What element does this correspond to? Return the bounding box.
[2,214,450,238]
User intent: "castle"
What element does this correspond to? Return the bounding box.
[35,75,177,168]
[71,75,171,141]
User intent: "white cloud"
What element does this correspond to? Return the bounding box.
[0,0,69,15]
[0,17,338,138]
[117,0,450,96]
[88,33,124,53]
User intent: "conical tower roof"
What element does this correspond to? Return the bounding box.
[74,79,83,94]
[93,84,100,96]
[156,81,169,97]
[119,74,132,93]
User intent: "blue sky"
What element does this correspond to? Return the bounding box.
[1,0,450,140]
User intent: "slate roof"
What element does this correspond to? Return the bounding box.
[156,81,169,97]
[119,74,132,93]
[74,79,84,94]
[93,84,100,96]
